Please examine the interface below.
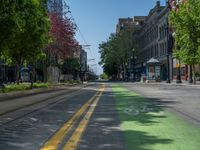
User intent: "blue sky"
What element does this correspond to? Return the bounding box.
[66,0,166,75]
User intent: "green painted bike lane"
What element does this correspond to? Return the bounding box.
[112,84,200,150]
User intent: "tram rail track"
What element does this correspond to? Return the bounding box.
[0,85,91,126]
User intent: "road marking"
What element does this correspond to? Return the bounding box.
[41,98,94,150]
[41,85,103,150]
[62,85,105,150]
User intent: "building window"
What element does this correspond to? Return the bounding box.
[156,26,158,38]
[164,24,167,37]
[159,27,161,39]
[160,44,162,56]
[162,25,164,39]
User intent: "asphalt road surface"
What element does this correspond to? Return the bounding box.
[0,82,199,150]
[0,83,124,150]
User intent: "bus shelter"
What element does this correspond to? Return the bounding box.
[146,58,161,81]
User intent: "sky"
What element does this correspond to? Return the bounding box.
[66,0,166,75]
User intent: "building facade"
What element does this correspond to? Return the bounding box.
[136,1,172,81]
[116,16,146,34]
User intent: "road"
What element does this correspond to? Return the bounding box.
[0,82,200,150]
[0,83,124,150]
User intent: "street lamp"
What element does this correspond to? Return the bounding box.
[176,59,182,83]
[166,0,182,84]
[171,33,182,83]
[165,3,173,83]
[131,48,137,82]
[188,65,193,83]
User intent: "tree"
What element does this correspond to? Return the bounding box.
[61,57,80,79]
[100,73,108,80]
[1,0,50,85]
[99,28,136,80]
[46,0,78,60]
[43,0,78,82]
[47,12,77,59]
[25,0,51,88]
[0,1,16,54]
[170,0,200,84]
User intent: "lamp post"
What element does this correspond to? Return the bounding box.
[131,48,135,82]
[171,31,182,83]
[165,17,171,83]
[167,0,182,84]
[131,56,134,82]
[188,65,193,83]
[176,60,182,83]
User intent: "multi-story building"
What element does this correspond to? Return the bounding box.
[116,18,134,34]
[135,1,172,81]
[116,16,146,34]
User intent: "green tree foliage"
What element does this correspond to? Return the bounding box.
[170,0,200,84]
[0,0,50,84]
[100,73,108,80]
[62,57,80,74]
[99,28,136,79]
[0,1,13,54]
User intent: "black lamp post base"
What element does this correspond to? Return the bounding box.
[0,83,5,88]
[176,80,182,84]
[188,79,193,84]
[166,79,170,83]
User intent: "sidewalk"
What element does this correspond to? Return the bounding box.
[134,80,200,88]
[170,80,200,87]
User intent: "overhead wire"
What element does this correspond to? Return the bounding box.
[63,0,96,63]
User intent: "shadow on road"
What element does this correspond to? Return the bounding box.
[123,130,173,150]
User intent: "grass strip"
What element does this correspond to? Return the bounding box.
[0,83,50,93]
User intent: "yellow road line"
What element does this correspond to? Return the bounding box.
[41,86,103,150]
[62,85,105,150]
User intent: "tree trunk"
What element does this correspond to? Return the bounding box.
[43,60,47,83]
[117,67,120,80]
[123,63,127,81]
[192,64,196,85]
[16,63,20,85]
[30,61,36,89]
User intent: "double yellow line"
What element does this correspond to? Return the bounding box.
[41,84,105,150]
